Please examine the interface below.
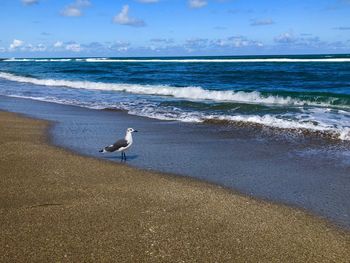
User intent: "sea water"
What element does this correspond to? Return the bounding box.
[1,54,350,140]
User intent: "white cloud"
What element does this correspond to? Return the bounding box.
[61,0,91,17]
[211,36,263,48]
[26,43,47,52]
[186,38,208,48]
[189,0,207,8]
[53,41,63,48]
[113,5,145,27]
[62,6,81,16]
[274,32,296,43]
[21,0,38,5]
[150,38,174,44]
[36,43,47,51]
[78,41,131,53]
[180,36,264,53]
[8,41,47,52]
[65,43,82,52]
[9,39,24,50]
[2,34,349,56]
[109,41,131,52]
[250,19,275,26]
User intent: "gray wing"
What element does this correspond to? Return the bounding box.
[104,139,128,152]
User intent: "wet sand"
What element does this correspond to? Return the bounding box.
[0,111,349,262]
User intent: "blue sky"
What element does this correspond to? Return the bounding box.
[0,0,349,57]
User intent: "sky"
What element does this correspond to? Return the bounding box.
[0,0,349,57]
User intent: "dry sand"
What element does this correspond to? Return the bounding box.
[0,111,349,262]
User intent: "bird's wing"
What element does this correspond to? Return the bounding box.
[104,139,128,152]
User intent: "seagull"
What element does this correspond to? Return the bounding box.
[99,128,138,160]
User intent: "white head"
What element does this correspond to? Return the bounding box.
[126,128,138,133]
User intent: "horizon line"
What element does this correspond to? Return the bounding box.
[1,52,350,60]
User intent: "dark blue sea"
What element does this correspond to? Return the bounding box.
[1,54,350,140]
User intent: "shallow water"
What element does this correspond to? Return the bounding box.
[1,95,349,229]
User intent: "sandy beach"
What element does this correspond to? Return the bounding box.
[0,110,349,262]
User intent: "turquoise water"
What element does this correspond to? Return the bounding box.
[1,54,350,140]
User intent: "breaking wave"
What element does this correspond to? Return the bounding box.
[84,58,350,63]
[0,72,346,108]
[3,58,72,62]
[2,71,350,141]
[4,93,350,141]
[202,114,350,141]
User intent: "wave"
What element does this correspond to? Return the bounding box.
[131,106,350,140]
[3,58,72,62]
[0,72,346,109]
[3,57,350,63]
[4,93,350,141]
[84,58,350,63]
[202,115,350,140]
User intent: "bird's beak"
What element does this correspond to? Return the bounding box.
[134,130,138,132]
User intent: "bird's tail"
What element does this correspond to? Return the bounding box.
[99,148,105,153]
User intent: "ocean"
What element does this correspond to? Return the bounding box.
[1,55,350,228]
[1,54,350,141]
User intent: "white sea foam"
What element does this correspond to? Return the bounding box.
[3,58,72,62]
[131,105,350,140]
[84,58,350,63]
[0,72,336,108]
[4,93,350,140]
[3,58,32,62]
[48,59,72,62]
[2,72,350,140]
[202,114,350,140]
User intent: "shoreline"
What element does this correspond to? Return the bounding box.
[0,110,349,261]
[3,107,347,232]
[1,95,350,229]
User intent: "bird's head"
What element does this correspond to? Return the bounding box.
[127,128,138,133]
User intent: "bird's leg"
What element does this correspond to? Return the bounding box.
[124,152,127,161]
[121,152,123,160]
